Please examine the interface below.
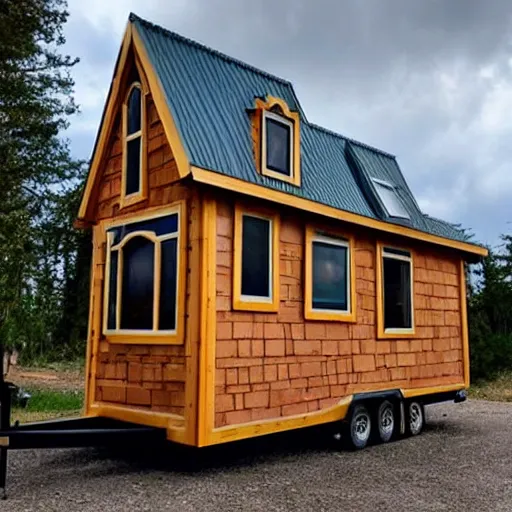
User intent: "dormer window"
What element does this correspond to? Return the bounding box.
[372,178,410,219]
[263,110,293,177]
[121,82,147,207]
[253,96,301,187]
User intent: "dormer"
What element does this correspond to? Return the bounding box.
[251,96,301,187]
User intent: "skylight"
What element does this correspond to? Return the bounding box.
[372,179,410,219]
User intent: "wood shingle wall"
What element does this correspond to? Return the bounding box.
[214,199,464,428]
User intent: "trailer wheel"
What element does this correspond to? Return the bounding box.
[376,400,395,443]
[406,401,424,436]
[345,404,371,450]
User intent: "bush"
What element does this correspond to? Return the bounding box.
[470,331,512,382]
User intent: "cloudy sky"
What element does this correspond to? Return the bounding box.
[63,0,512,248]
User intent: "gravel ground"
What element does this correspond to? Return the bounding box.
[5,400,512,512]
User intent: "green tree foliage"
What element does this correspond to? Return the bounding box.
[0,0,88,362]
[469,234,512,381]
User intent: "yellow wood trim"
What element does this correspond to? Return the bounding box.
[132,24,190,180]
[78,23,133,220]
[198,196,217,447]
[255,96,301,187]
[376,242,416,339]
[304,225,356,322]
[83,229,96,415]
[100,202,183,229]
[0,437,9,448]
[87,225,105,413]
[101,201,186,345]
[233,203,280,312]
[190,167,487,257]
[89,402,188,444]
[183,194,202,446]
[120,80,148,210]
[105,334,184,345]
[401,383,465,399]
[203,381,464,446]
[78,22,191,223]
[459,260,470,388]
[209,396,353,445]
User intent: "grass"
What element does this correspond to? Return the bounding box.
[23,388,84,411]
[12,388,84,424]
[469,371,512,402]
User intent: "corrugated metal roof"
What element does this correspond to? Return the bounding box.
[346,142,430,232]
[131,14,473,246]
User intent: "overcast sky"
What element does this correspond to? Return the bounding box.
[64,0,512,248]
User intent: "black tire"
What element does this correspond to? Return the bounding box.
[376,400,395,443]
[406,401,424,436]
[344,404,371,450]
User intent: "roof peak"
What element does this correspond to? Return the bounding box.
[129,13,293,87]
[131,13,396,160]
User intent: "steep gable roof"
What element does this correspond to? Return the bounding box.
[81,13,484,256]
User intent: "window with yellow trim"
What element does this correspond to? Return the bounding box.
[233,206,280,312]
[377,244,415,338]
[253,96,301,187]
[103,208,182,338]
[121,81,146,206]
[381,247,414,332]
[305,227,356,322]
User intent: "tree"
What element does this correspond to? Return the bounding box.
[469,234,512,380]
[0,0,83,357]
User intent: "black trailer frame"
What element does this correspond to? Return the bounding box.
[0,347,166,499]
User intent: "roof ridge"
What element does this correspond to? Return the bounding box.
[129,13,293,87]
[307,122,396,159]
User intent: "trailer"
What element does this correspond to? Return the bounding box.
[0,12,486,498]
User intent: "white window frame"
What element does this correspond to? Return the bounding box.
[103,209,181,337]
[382,247,414,334]
[372,178,410,220]
[311,235,351,315]
[262,109,294,179]
[240,213,273,304]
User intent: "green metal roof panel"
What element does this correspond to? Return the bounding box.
[423,216,471,242]
[131,14,472,247]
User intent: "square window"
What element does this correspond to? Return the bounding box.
[312,240,349,311]
[373,180,410,219]
[241,215,271,299]
[305,229,355,322]
[382,248,413,331]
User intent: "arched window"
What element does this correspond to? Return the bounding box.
[121,235,155,330]
[104,210,181,336]
[123,82,145,202]
[253,96,301,187]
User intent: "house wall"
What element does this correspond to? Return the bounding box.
[87,93,195,419]
[214,196,464,429]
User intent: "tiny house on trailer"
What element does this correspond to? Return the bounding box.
[76,14,486,450]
